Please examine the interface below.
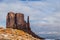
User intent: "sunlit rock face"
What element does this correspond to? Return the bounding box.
[6,12,16,28]
[6,12,44,39]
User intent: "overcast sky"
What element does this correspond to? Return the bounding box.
[0,0,60,35]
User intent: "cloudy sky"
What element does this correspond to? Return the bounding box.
[0,0,60,35]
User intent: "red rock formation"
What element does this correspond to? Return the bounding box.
[15,13,27,31]
[6,12,16,28]
[6,12,28,32]
[6,12,44,39]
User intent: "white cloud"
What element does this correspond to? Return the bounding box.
[38,32,60,34]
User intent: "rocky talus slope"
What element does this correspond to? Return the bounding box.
[0,28,43,40]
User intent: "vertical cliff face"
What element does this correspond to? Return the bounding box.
[6,12,43,39]
[15,13,27,31]
[6,12,16,28]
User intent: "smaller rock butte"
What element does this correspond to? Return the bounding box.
[6,12,44,39]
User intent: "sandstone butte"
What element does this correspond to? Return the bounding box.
[5,12,44,40]
[0,28,43,40]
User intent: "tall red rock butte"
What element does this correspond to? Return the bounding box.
[6,12,43,39]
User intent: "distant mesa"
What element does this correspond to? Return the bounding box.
[6,12,44,39]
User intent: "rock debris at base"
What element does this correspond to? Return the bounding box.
[0,28,43,40]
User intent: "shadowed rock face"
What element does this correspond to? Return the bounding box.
[6,12,44,39]
[15,13,27,31]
